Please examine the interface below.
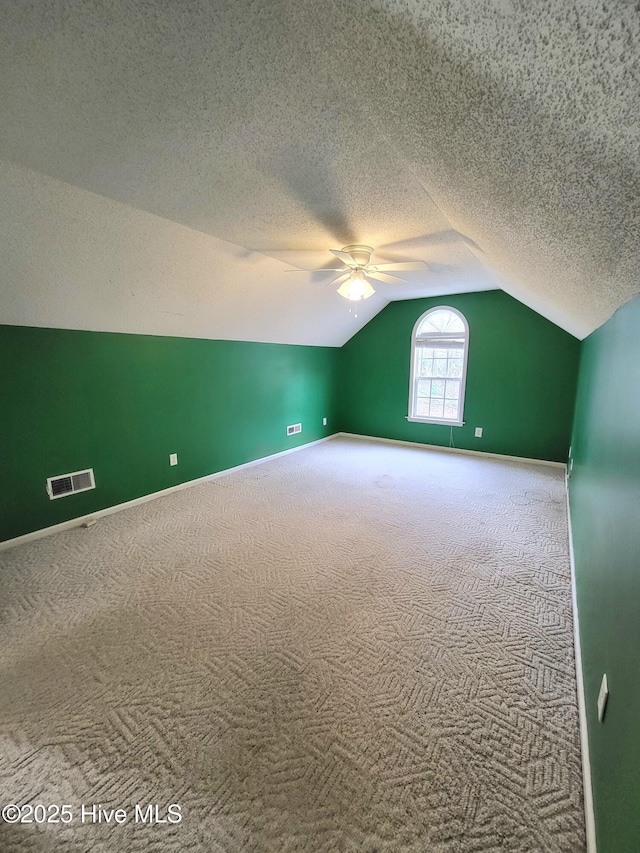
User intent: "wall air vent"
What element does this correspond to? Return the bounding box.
[286,423,302,436]
[46,468,95,500]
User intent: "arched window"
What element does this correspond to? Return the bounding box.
[408,307,469,426]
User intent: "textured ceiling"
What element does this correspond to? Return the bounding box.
[0,0,638,342]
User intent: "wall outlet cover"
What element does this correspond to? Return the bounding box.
[597,673,609,722]
[474,427,483,438]
[323,417,327,426]
[169,453,178,466]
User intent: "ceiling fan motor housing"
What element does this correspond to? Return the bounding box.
[342,245,373,267]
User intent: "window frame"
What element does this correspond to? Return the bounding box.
[407,306,470,427]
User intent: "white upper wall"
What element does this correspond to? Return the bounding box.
[1,0,638,343]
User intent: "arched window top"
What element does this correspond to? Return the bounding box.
[408,306,469,426]
[415,307,467,337]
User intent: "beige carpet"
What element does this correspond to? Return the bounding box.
[0,437,585,852]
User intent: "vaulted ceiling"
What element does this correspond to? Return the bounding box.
[0,0,638,344]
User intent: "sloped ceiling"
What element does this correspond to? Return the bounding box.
[0,0,638,344]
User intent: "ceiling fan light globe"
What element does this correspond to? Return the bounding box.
[360,279,375,299]
[337,281,356,299]
[337,274,375,301]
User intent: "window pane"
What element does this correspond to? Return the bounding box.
[449,358,463,378]
[445,380,460,399]
[416,398,430,417]
[430,379,445,397]
[416,378,431,398]
[429,399,444,418]
[432,359,448,377]
[444,400,459,419]
[417,357,433,377]
[417,346,435,359]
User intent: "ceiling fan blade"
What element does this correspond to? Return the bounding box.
[366,271,408,284]
[328,272,351,286]
[329,250,358,267]
[368,261,427,271]
[284,267,345,272]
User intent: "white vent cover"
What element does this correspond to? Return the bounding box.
[46,468,95,500]
[286,423,302,436]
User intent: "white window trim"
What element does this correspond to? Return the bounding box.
[408,306,470,427]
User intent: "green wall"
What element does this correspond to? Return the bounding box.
[0,325,339,542]
[339,290,580,462]
[569,293,640,852]
[1,291,582,543]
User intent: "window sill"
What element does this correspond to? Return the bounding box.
[406,416,464,427]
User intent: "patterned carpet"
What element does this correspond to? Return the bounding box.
[0,437,585,852]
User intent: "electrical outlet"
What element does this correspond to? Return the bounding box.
[597,674,609,722]
[323,417,327,426]
[169,453,178,466]
[474,427,483,438]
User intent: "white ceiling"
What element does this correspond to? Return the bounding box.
[0,0,638,343]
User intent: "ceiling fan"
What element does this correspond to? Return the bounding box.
[285,244,427,303]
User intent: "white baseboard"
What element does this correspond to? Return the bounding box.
[337,432,567,469]
[0,435,336,552]
[566,480,597,852]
